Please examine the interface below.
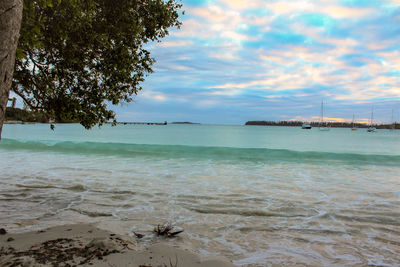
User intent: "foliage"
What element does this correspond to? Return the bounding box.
[12,0,182,128]
[5,107,48,123]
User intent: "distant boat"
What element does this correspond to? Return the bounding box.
[351,114,357,131]
[302,122,312,129]
[367,108,376,132]
[319,101,330,131]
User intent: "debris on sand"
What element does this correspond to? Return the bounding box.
[154,222,184,237]
[0,237,126,266]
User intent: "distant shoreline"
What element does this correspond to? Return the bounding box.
[4,120,399,129]
[245,120,399,129]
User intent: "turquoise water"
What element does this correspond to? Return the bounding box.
[3,123,400,154]
[1,124,400,266]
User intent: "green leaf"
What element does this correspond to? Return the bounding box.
[14,0,183,128]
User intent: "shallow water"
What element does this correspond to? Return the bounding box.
[1,124,400,266]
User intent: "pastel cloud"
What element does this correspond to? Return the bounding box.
[320,5,374,19]
[127,0,400,124]
[157,40,195,47]
[219,0,374,19]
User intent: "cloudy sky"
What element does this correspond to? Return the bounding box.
[115,0,400,124]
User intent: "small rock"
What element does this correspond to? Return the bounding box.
[0,228,7,235]
[7,237,14,242]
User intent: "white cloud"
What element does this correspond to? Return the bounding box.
[140,90,168,102]
[157,40,195,47]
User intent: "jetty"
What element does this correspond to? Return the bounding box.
[114,121,168,125]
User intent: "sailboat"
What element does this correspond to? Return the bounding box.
[351,114,357,131]
[302,122,312,129]
[319,101,330,131]
[367,108,376,132]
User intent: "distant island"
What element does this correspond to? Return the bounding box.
[245,120,399,129]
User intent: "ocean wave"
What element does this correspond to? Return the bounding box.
[15,184,58,189]
[1,138,399,166]
[65,184,86,192]
[190,207,315,217]
[70,208,114,217]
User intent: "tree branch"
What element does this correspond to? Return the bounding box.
[12,88,37,110]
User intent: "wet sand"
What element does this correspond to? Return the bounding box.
[0,223,235,267]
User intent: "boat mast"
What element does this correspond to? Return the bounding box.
[368,107,375,129]
[371,108,374,127]
[392,109,395,129]
[321,101,324,125]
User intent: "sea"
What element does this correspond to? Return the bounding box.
[1,123,399,266]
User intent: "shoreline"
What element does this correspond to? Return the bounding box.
[0,223,236,267]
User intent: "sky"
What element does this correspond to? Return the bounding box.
[9,0,394,125]
[113,0,400,124]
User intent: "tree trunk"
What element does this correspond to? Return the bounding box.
[0,0,22,139]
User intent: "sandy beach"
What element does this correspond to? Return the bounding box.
[0,223,235,267]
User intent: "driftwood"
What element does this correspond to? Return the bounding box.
[132,223,184,239]
[133,231,144,239]
[153,222,184,237]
